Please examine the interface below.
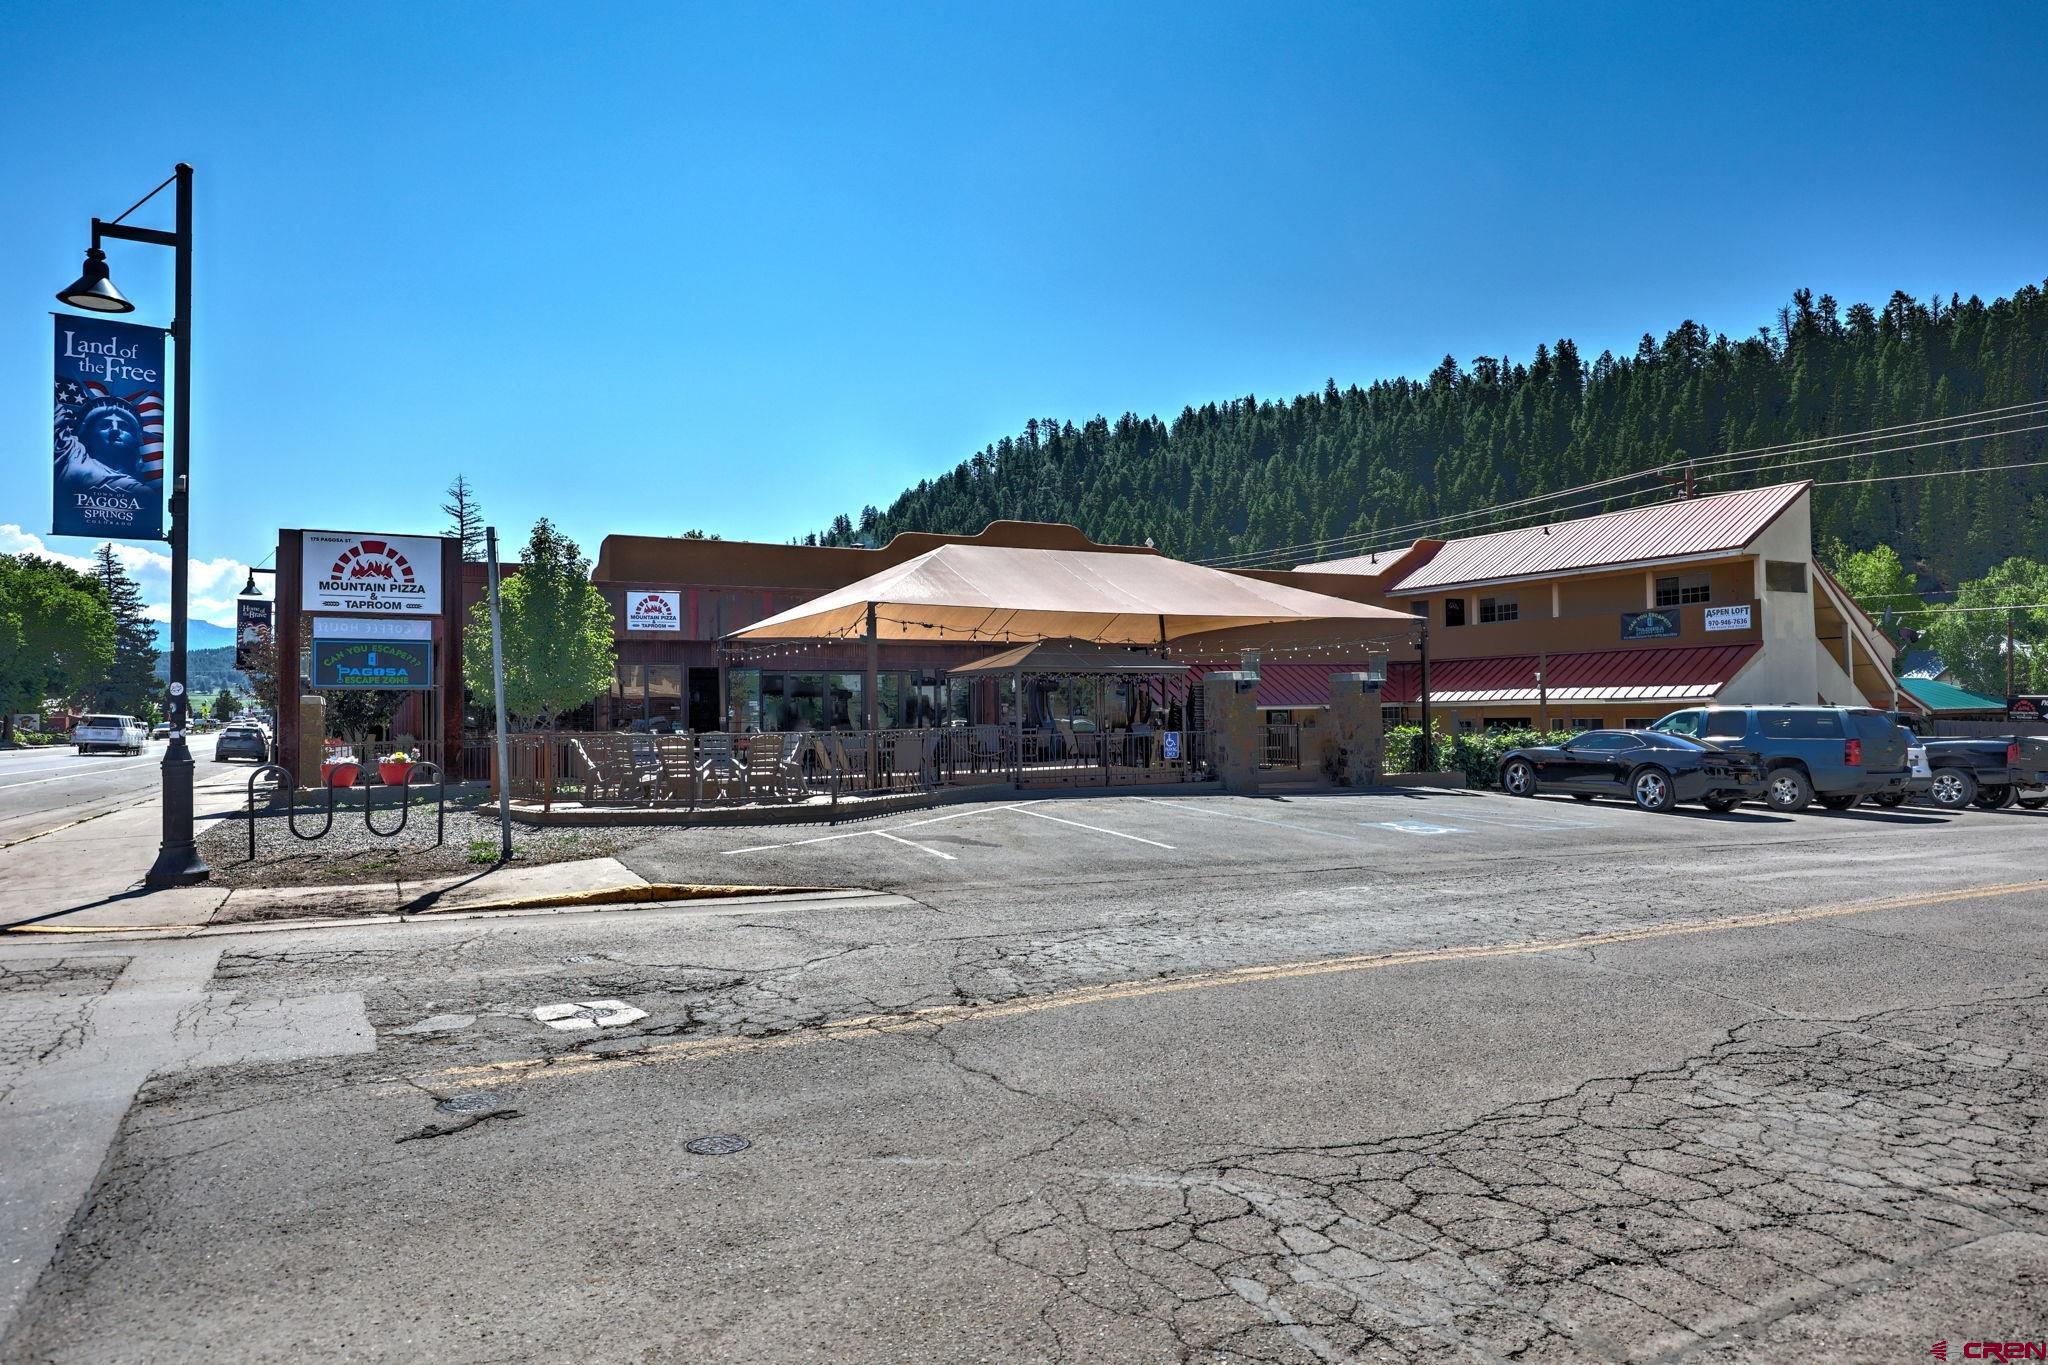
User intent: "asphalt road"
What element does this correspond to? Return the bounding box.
[3,787,2045,1362]
[0,741,246,848]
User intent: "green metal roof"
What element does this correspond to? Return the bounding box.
[1900,676,2005,713]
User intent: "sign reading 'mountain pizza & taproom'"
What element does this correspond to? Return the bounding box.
[311,639,434,689]
[626,591,681,632]
[52,317,167,540]
[302,531,443,615]
[1621,609,1681,641]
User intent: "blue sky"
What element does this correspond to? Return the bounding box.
[3,1,2044,626]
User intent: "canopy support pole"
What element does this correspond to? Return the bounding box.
[865,603,879,788]
[1012,666,1023,790]
[1418,618,1434,771]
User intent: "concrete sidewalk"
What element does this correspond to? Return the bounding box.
[0,771,751,933]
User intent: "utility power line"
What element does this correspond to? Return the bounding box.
[1197,400,2048,569]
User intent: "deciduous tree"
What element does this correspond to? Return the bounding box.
[0,554,116,744]
[462,519,615,729]
[1926,557,2048,699]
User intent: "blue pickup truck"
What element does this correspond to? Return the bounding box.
[1650,705,1911,812]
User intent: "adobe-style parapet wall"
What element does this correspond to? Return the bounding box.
[1325,672,1384,787]
[1203,672,1262,793]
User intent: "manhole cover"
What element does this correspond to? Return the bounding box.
[685,1134,750,1156]
[437,1092,504,1115]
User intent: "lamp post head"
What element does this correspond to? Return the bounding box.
[56,247,134,313]
[240,571,260,597]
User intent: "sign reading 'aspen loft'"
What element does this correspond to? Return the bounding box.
[301,530,443,615]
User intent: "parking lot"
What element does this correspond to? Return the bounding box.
[625,783,2045,913]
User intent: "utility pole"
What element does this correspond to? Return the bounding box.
[485,527,513,863]
[1417,617,1434,771]
[2009,607,2018,704]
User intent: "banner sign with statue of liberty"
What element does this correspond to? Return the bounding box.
[52,316,166,540]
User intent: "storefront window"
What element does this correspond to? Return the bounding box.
[830,673,863,728]
[729,670,761,733]
[647,665,682,726]
[616,664,646,718]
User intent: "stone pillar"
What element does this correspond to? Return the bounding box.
[297,694,326,782]
[1326,672,1385,788]
[1202,671,1261,794]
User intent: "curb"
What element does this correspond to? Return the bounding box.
[0,882,861,937]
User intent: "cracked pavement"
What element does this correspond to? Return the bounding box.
[3,788,2046,1361]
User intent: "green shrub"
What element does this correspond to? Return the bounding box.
[1383,724,1552,788]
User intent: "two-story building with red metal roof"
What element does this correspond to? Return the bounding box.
[1269,480,1904,732]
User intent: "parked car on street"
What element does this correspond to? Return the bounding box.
[213,724,270,763]
[150,722,172,740]
[73,714,148,755]
[1651,705,1910,812]
[1498,729,1765,813]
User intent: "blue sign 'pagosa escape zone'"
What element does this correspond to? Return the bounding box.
[52,316,167,539]
[310,639,434,689]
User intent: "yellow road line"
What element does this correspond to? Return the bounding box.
[433,876,2048,1090]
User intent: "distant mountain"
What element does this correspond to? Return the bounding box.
[153,645,248,696]
[150,619,237,650]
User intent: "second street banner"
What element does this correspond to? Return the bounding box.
[52,316,167,540]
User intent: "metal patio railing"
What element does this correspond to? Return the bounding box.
[490,726,1214,810]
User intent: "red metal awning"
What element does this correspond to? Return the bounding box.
[1382,644,1759,706]
[1186,662,1353,709]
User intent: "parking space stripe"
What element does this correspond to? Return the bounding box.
[720,803,1024,856]
[1133,796,1368,841]
[874,831,956,861]
[1015,806,1174,849]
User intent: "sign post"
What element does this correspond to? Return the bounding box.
[486,526,513,862]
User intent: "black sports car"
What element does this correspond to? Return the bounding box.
[1497,730,1765,813]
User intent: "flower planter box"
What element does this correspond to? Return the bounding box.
[378,760,415,787]
[320,761,361,788]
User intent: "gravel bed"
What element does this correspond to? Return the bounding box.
[198,794,641,889]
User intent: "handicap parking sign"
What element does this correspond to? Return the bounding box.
[1162,731,1181,761]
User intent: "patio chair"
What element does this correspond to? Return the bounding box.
[654,733,698,807]
[695,731,736,799]
[567,737,624,804]
[826,734,861,793]
[744,733,788,802]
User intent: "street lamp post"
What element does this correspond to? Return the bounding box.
[57,163,207,886]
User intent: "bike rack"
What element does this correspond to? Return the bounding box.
[245,762,447,861]
[364,762,446,844]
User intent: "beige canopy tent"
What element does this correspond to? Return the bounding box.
[729,543,1415,645]
[948,638,1193,678]
[727,542,1416,730]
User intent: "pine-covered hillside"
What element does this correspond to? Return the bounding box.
[813,284,2048,589]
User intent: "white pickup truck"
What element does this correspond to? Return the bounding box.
[74,714,149,755]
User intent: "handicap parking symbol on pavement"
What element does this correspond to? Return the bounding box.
[1368,819,1467,835]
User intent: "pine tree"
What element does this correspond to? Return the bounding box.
[90,544,159,714]
[806,280,2048,593]
[441,474,485,562]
